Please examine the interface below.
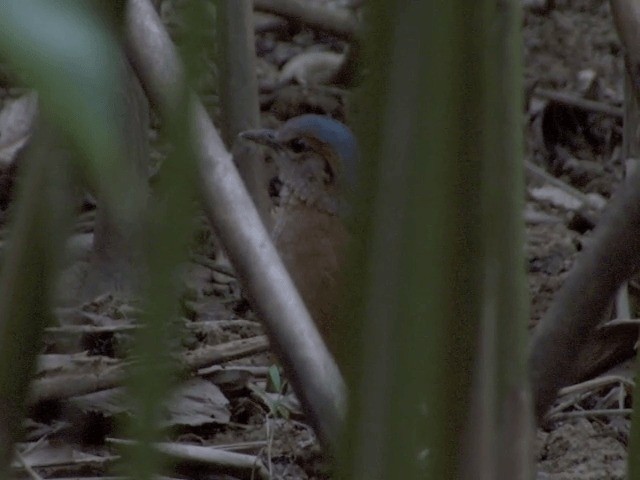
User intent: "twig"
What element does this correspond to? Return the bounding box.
[208,439,268,453]
[189,253,235,277]
[253,0,360,40]
[107,438,270,480]
[14,451,43,480]
[546,392,591,418]
[197,364,270,376]
[601,318,640,328]
[546,374,633,417]
[185,319,263,330]
[45,324,138,334]
[182,335,270,370]
[557,374,634,396]
[549,408,632,421]
[524,159,606,210]
[534,88,623,118]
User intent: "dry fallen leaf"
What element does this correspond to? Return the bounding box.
[278,50,345,86]
[0,91,38,166]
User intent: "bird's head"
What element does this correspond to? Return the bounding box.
[240,114,359,197]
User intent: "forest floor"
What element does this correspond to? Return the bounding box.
[525,1,631,478]
[0,0,634,479]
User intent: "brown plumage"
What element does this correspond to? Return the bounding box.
[240,114,358,347]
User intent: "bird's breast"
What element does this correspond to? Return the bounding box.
[271,204,349,344]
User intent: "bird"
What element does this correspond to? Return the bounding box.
[239,114,359,350]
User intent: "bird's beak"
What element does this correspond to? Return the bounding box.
[239,128,280,149]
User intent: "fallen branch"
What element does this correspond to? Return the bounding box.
[530,166,640,421]
[124,0,346,450]
[253,0,360,40]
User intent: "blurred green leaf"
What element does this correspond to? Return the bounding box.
[0,0,136,215]
[268,364,283,393]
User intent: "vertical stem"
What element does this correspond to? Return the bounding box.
[0,127,70,478]
[482,1,532,479]
[216,0,260,142]
[216,0,272,225]
[609,1,640,477]
[343,1,510,477]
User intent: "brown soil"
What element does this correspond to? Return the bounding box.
[525,1,632,478]
[0,0,636,478]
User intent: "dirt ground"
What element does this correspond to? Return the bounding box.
[0,0,636,478]
[525,1,633,478]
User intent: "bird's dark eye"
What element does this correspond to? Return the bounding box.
[288,138,310,153]
[268,176,282,199]
[323,160,336,185]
